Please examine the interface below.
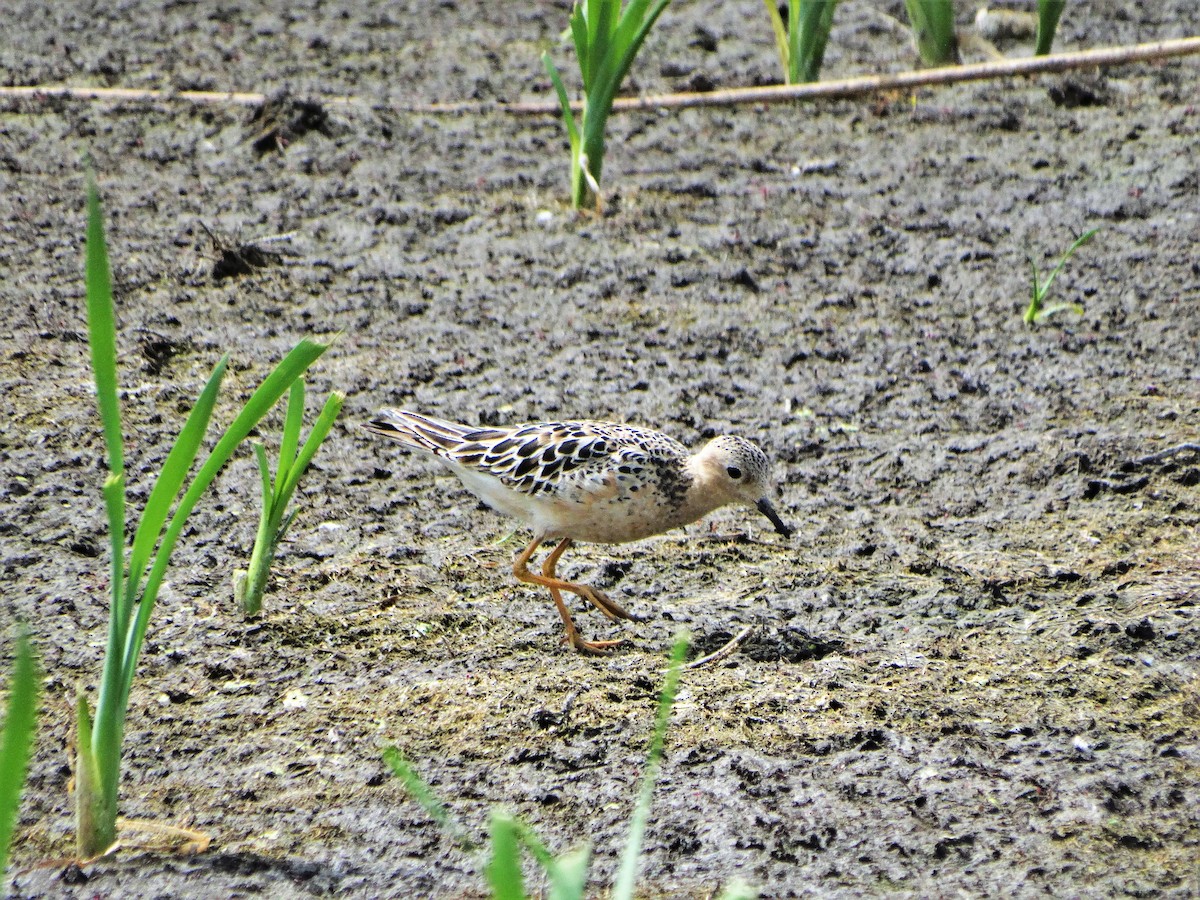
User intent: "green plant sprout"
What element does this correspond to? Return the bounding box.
[385,636,753,899]
[763,1,839,85]
[0,629,39,880]
[234,378,344,617]
[382,746,477,852]
[1035,0,1066,55]
[905,0,959,66]
[543,0,672,211]
[1023,228,1098,325]
[610,633,687,898]
[76,177,332,858]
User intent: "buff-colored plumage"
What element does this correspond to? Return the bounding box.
[365,409,791,653]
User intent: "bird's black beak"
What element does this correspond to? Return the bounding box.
[756,497,794,538]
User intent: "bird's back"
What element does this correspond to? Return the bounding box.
[366,409,701,541]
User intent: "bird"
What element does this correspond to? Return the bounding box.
[364,409,793,653]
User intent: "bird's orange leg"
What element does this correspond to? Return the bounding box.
[541,538,636,621]
[512,537,625,653]
[544,583,622,654]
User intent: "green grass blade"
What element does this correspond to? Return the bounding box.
[98,474,127,632]
[607,0,662,103]
[74,690,114,857]
[547,845,592,900]
[543,53,581,151]
[275,506,301,544]
[276,379,305,498]
[1035,300,1084,320]
[85,177,123,483]
[237,441,277,617]
[1024,254,1042,324]
[549,0,670,208]
[585,0,620,95]
[593,0,671,107]
[793,1,839,83]
[582,0,672,200]
[1035,0,1066,55]
[277,391,344,508]
[89,474,129,778]
[119,339,330,698]
[91,358,229,824]
[904,0,958,66]
[96,358,226,748]
[487,811,526,900]
[570,4,591,89]
[612,0,655,62]
[543,51,585,203]
[242,390,340,617]
[124,358,227,608]
[788,0,803,83]
[79,181,126,860]
[383,746,474,850]
[1024,229,1096,324]
[612,633,689,900]
[511,819,557,871]
[763,0,789,79]
[0,629,39,875]
[85,181,127,651]
[1039,227,1098,300]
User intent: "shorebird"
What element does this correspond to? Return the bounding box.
[365,409,792,653]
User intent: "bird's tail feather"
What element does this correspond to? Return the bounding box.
[364,408,479,455]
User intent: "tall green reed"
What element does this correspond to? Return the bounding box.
[905,0,959,66]
[1035,0,1066,55]
[385,636,755,898]
[543,0,673,211]
[764,1,839,84]
[76,177,332,857]
[0,629,39,880]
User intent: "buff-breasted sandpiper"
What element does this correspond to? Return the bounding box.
[365,409,792,653]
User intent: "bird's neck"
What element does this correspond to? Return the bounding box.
[674,458,728,527]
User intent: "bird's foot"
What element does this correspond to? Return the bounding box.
[577,585,642,622]
[564,632,625,655]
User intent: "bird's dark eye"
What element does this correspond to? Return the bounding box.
[726,466,743,480]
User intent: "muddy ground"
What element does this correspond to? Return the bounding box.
[2,1,1199,897]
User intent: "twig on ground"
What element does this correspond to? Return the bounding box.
[685,625,755,670]
[1,37,1196,114]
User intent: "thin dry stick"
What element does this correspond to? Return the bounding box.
[438,36,1200,114]
[685,625,756,670]
[0,37,1196,114]
[0,85,278,106]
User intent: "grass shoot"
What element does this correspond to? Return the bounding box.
[382,746,476,851]
[382,636,745,899]
[0,629,39,879]
[1023,228,1098,325]
[763,1,840,84]
[1035,0,1066,55]
[543,0,673,211]
[611,634,687,897]
[905,0,959,66]
[234,378,344,617]
[76,176,333,858]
